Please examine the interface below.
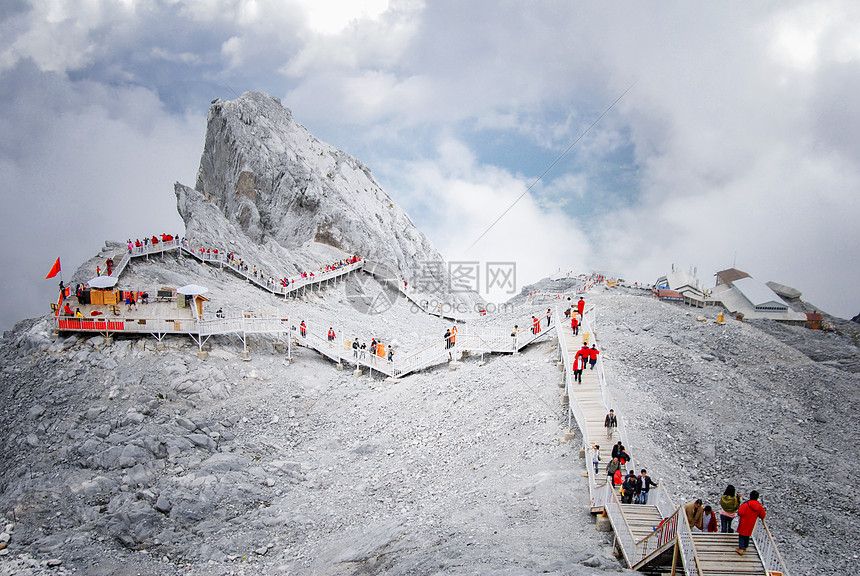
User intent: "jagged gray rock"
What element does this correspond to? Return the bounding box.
[175,91,476,307]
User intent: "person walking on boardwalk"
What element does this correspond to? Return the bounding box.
[736,491,766,556]
[636,469,658,505]
[604,409,617,438]
[592,445,600,475]
[571,314,579,335]
[444,329,452,349]
[719,485,742,533]
[546,308,552,326]
[327,327,336,343]
[606,457,620,482]
[511,325,518,349]
[685,499,704,532]
[577,296,585,317]
[352,338,359,359]
[531,315,541,334]
[588,344,600,369]
[359,342,367,360]
[300,321,306,338]
[621,471,637,504]
[575,344,590,372]
[572,353,584,383]
[377,341,386,359]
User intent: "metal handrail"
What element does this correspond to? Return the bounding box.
[180,242,362,296]
[633,502,681,566]
[752,518,790,576]
[675,505,701,576]
[603,483,638,567]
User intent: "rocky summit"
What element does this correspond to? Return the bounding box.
[176,92,463,302]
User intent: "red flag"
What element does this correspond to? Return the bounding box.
[46,257,61,279]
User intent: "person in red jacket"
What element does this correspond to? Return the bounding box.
[589,344,600,369]
[577,297,585,317]
[571,354,584,383]
[575,344,590,372]
[571,315,579,335]
[532,315,541,334]
[736,490,766,555]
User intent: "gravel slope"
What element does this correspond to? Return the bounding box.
[1,267,856,575]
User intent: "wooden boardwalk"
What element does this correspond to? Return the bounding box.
[54,239,554,378]
[555,305,789,576]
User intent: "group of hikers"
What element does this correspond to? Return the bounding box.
[602,408,766,556]
[297,321,395,363]
[444,326,458,350]
[95,257,114,277]
[128,234,178,254]
[352,337,394,362]
[61,282,149,318]
[178,238,362,293]
[683,487,767,555]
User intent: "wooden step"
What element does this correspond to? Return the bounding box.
[691,533,766,576]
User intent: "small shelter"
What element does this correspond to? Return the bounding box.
[806,311,823,330]
[177,284,210,318]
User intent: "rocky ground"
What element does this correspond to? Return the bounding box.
[589,287,859,576]
[1,260,856,575]
[0,260,626,576]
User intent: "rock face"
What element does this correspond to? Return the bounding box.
[176,92,462,300]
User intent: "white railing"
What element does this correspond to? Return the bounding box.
[752,518,790,576]
[580,306,636,474]
[457,325,516,352]
[180,242,362,297]
[360,259,478,321]
[631,489,679,567]
[391,336,451,378]
[603,483,638,568]
[292,320,397,377]
[675,509,701,576]
[556,304,610,510]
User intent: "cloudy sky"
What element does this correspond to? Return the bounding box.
[2,0,859,330]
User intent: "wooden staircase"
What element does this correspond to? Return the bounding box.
[620,504,664,542]
[691,533,767,576]
[557,305,787,576]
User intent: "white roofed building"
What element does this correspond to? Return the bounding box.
[732,277,789,312]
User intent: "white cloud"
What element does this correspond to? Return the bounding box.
[0,69,203,330]
[379,138,592,302]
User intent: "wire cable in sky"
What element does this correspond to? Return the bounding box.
[465,83,636,253]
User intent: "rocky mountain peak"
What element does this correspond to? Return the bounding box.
[176,91,456,296]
